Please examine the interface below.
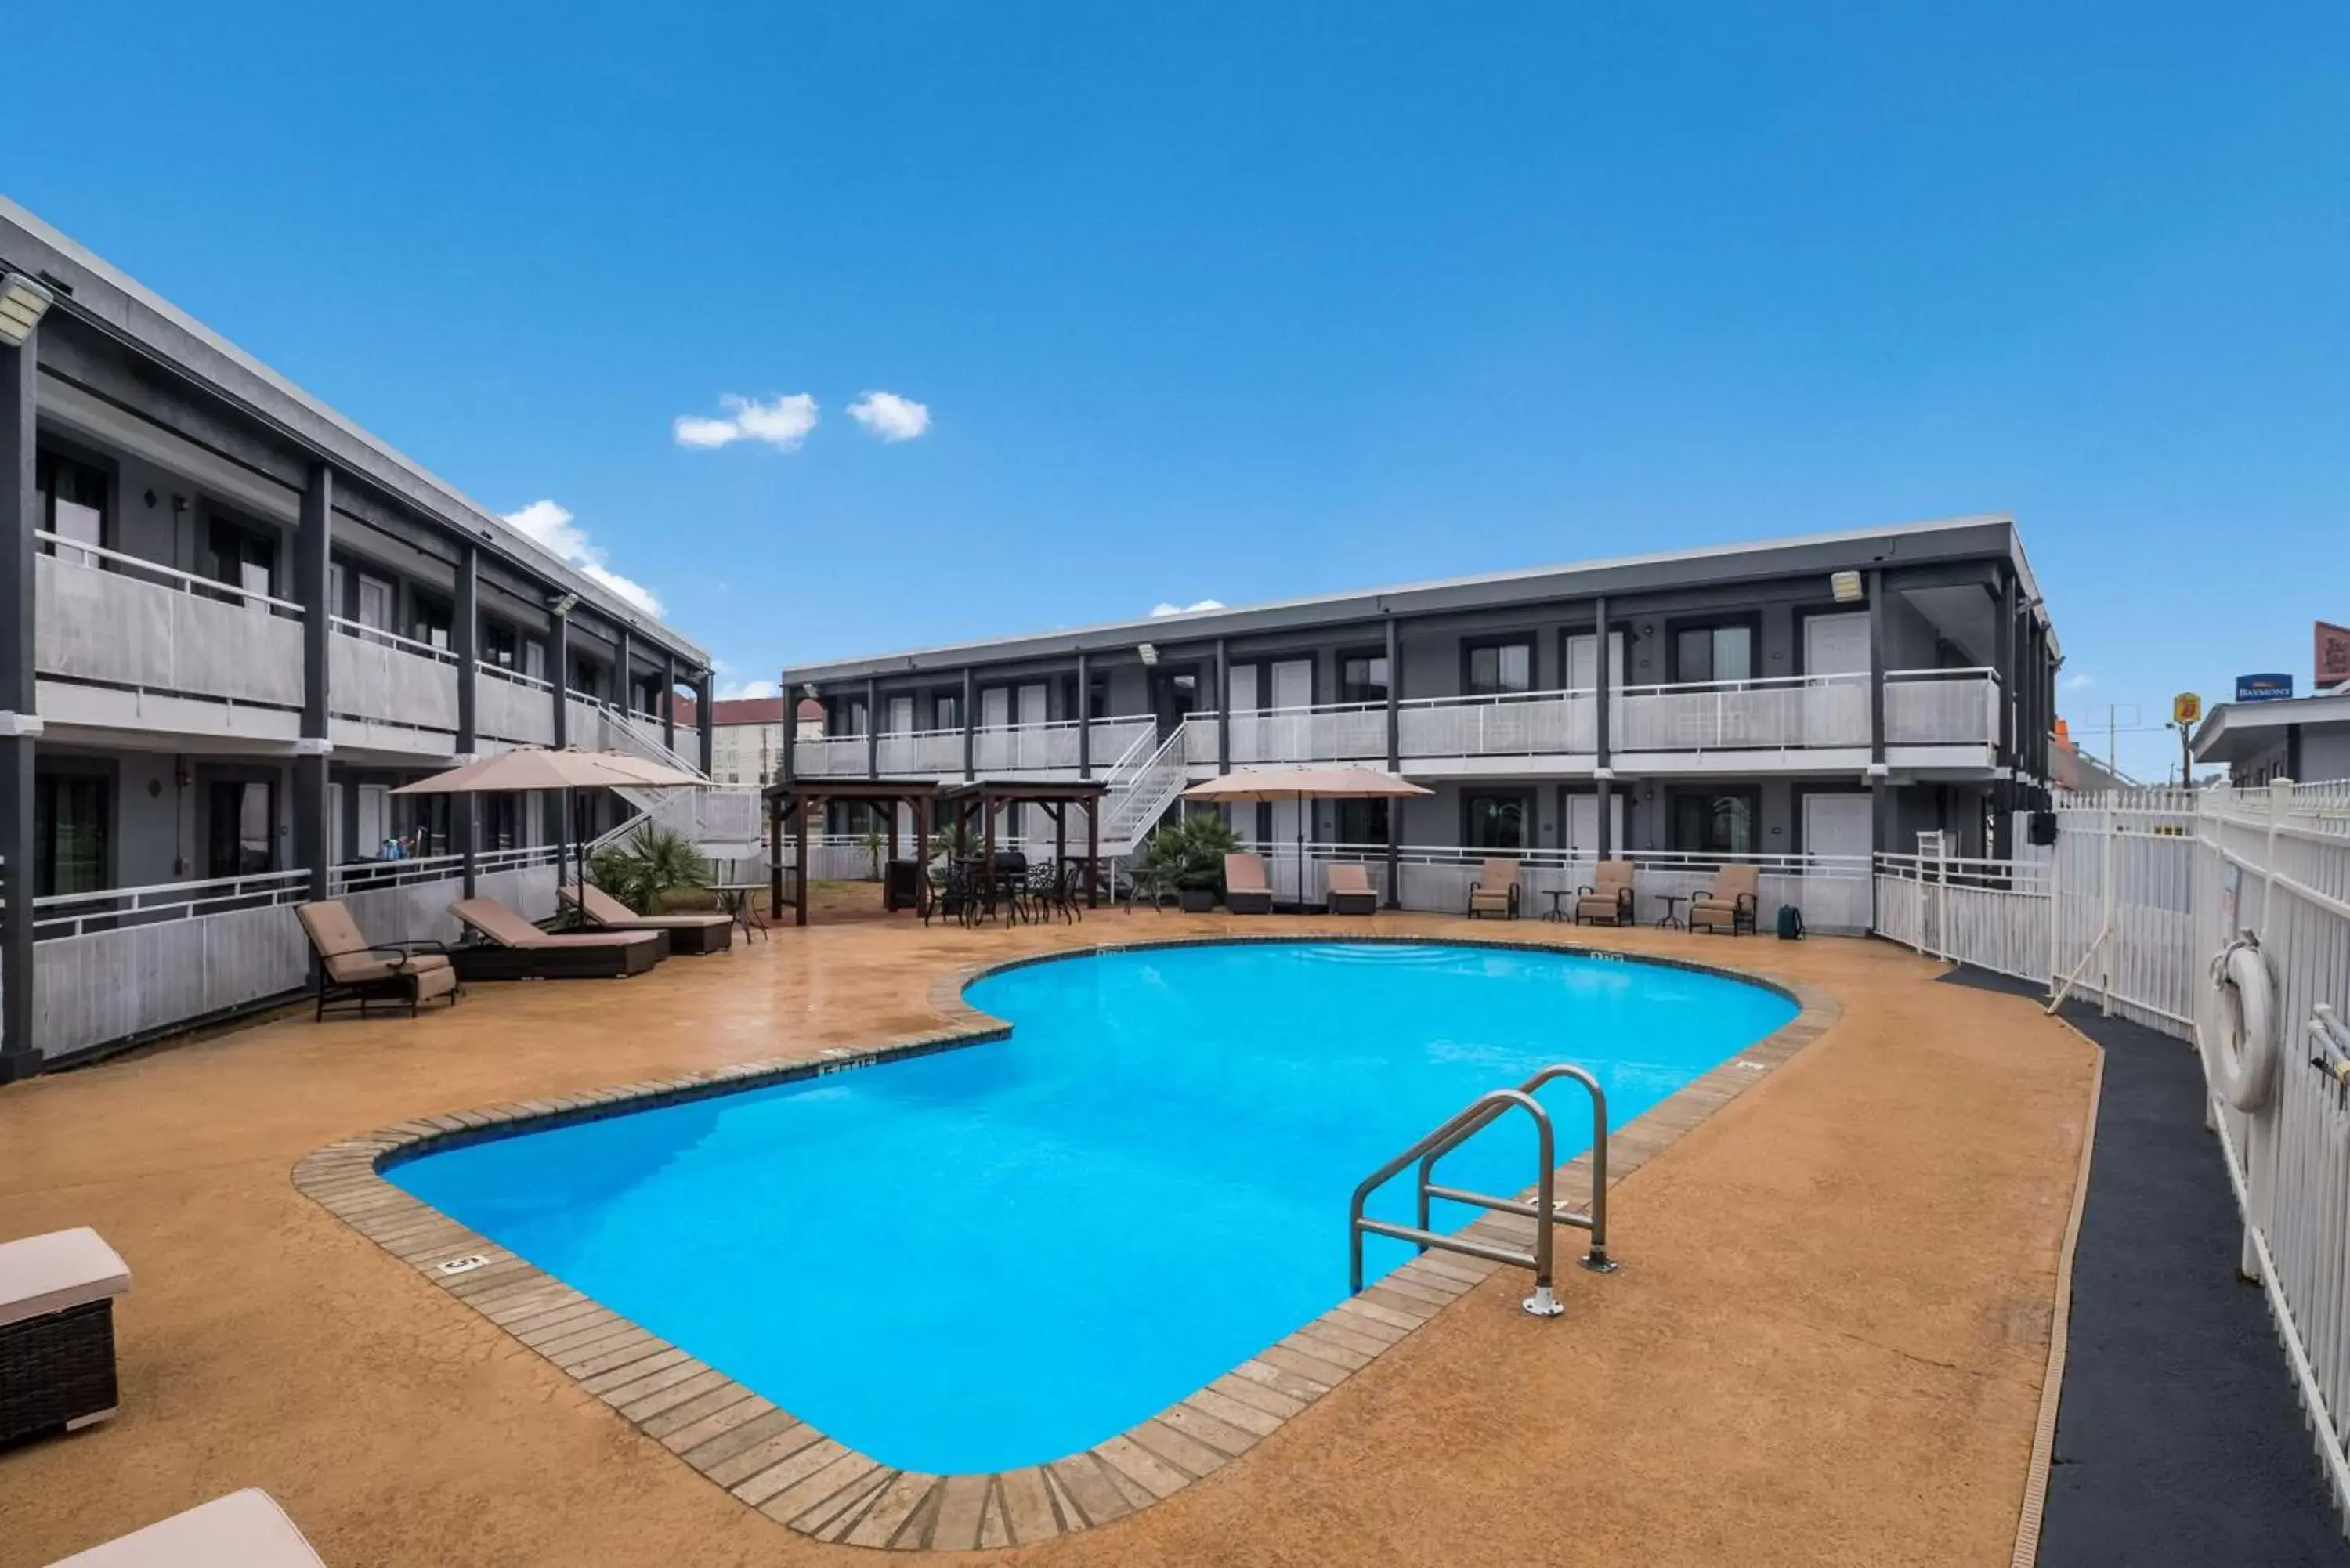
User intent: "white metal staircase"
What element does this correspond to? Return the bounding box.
[583,703,765,863]
[1095,726,1188,854]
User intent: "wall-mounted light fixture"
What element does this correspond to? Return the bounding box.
[1831,569,1864,603]
[0,273,56,348]
[1138,642,1160,667]
[547,591,579,617]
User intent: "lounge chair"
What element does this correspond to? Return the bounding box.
[1466,858,1521,919]
[295,900,461,1020]
[1574,859,1636,925]
[1689,864,1762,934]
[1325,863,1379,916]
[560,882,733,955]
[448,898,664,980]
[49,1489,327,1566]
[1224,853,1275,915]
[1,1227,131,1447]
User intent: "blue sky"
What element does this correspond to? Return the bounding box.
[9,3,2345,779]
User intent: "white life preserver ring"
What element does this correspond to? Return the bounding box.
[2212,938,2278,1112]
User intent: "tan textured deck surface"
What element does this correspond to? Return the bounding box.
[0,906,2096,1567]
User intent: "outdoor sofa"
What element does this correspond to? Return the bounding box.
[560,882,733,955]
[1,1226,131,1448]
[295,901,461,1020]
[448,898,665,980]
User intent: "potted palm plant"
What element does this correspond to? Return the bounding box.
[588,824,710,915]
[1143,812,1244,913]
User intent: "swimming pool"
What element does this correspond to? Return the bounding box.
[388,940,1795,1475]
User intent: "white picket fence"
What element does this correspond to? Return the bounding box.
[1875,783,2350,1526]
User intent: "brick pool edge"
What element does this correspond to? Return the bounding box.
[291,934,1841,1552]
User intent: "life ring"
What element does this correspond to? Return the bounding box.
[2211,937,2278,1112]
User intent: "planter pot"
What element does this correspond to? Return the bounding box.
[1180,888,1217,914]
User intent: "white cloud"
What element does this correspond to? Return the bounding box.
[2063,672,2096,692]
[718,678,779,701]
[1150,598,1226,617]
[501,499,664,616]
[672,393,819,450]
[847,390,931,442]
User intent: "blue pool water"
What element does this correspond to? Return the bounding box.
[389,941,1793,1473]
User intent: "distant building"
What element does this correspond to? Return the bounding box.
[709,696,786,786]
[2192,692,2350,788]
[2051,717,2133,793]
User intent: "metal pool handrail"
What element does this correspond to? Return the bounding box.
[1350,1087,1568,1317]
[1415,1063,1615,1275]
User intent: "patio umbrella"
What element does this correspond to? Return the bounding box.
[1182,764,1431,910]
[392,747,704,912]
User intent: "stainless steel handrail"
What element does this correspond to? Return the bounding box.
[1415,1063,1616,1274]
[1350,1088,1567,1317]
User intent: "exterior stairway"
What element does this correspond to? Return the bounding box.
[583,703,765,865]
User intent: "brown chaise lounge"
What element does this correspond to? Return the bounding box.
[1574,858,1636,925]
[1467,857,1521,919]
[448,898,665,980]
[1224,853,1275,915]
[1,1226,132,1448]
[560,882,734,955]
[51,1488,327,1566]
[1325,862,1379,915]
[295,900,461,1020]
[1689,863,1762,934]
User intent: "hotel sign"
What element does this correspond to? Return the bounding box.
[2319,622,2350,693]
[2234,674,2292,703]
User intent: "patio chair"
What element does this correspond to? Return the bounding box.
[560,882,734,955]
[1325,863,1379,916]
[1,1227,131,1448]
[48,1488,327,1566]
[447,898,665,980]
[1466,858,1521,919]
[1224,853,1275,915]
[1689,864,1762,934]
[295,900,461,1021]
[1574,859,1636,926]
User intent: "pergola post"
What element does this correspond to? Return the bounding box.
[794,794,811,927]
[768,793,784,920]
[916,793,934,917]
[1086,797,1101,907]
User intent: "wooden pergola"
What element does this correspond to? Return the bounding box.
[937,778,1112,909]
[764,778,942,927]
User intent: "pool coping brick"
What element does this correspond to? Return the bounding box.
[293,931,1840,1553]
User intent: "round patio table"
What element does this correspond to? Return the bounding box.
[1654,893,1688,930]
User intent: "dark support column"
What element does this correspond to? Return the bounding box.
[866,675,880,779]
[1052,800,1066,870]
[0,321,40,1079]
[1868,569,1890,853]
[961,667,975,781]
[768,796,784,916]
[616,628,634,719]
[780,681,797,783]
[294,462,334,903]
[1385,616,1401,909]
[662,652,677,751]
[1215,639,1231,775]
[1086,796,1100,908]
[1594,594,1613,860]
[550,612,571,746]
[1994,571,2018,856]
[1076,651,1092,779]
[455,544,480,896]
[696,671,714,775]
[915,793,934,917]
[794,797,809,927]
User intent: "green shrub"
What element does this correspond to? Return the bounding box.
[588,823,710,914]
[1141,811,1244,892]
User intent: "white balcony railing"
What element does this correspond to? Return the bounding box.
[33,539,305,710]
[799,717,1164,779]
[476,662,557,746]
[1614,673,1871,753]
[1399,690,1593,760]
[1885,668,2001,747]
[329,617,460,736]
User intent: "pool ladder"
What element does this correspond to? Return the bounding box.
[1348,1064,1616,1318]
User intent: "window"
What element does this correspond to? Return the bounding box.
[1465,639,1533,696]
[522,638,546,681]
[934,693,961,731]
[1462,790,1530,850]
[35,449,107,565]
[410,592,453,650]
[1086,678,1109,721]
[1670,789,1760,856]
[483,793,522,851]
[207,516,278,609]
[1339,651,1390,705]
[207,780,277,876]
[395,793,451,856]
[1336,797,1390,845]
[1672,623,1754,685]
[832,696,870,735]
[34,774,108,897]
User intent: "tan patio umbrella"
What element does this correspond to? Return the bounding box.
[392,747,703,909]
[1183,765,1431,910]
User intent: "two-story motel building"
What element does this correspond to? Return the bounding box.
[779,516,2059,927]
[0,197,719,1078]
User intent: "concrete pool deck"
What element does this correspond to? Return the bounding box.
[0,909,2097,1566]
